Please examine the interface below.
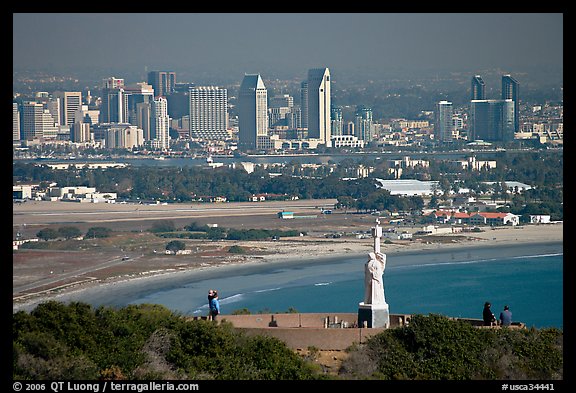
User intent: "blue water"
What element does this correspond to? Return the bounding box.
[40,242,562,330]
[188,253,563,329]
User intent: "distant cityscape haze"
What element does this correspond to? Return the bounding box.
[13,13,563,86]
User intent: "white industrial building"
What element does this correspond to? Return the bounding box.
[374,179,440,196]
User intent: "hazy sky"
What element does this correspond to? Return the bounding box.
[13,13,563,79]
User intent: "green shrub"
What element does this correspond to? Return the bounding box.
[228,245,246,254]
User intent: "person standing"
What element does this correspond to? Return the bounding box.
[207,289,215,320]
[500,305,513,326]
[483,301,496,326]
[209,290,220,321]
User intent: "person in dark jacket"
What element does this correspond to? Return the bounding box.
[483,301,496,326]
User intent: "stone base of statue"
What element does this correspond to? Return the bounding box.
[358,302,390,328]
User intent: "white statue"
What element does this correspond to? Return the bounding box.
[364,251,386,305]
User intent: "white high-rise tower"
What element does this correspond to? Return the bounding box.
[189,86,228,140]
[151,97,170,149]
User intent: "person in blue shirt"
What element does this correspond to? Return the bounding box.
[209,290,221,321]
[499,305,512,326]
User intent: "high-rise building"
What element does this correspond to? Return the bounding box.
[124,82,154,126]
[471,75,486,100]
[150,97,170,149]
[21,101,59,140]
[167,82,195,120]
[148,71,176,98]
[45,98,61,126]
[268,94,294,128]
[238,74,268,150]
[13,102,20,141]
[72,117,92,143]
[74,105,100,127]
[307,68,331,146]
[286,106,302,130]
[102,124,143,149]
[136,102,152,140]
[502,74,520,132]
[54,91,82,126]
[100,78,128,124]
[469,99,515,142]
[354,105,373,142]
[300,81,308,129]
[435,101,454,142]
[189,86,229,140]
[330,105,343,136]
[103,77,125,89]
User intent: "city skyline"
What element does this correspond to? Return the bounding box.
[13,13,563,84]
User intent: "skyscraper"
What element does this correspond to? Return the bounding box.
[13,102,20,141]
[307,68,331,146]
[502,75,520,132]
[471,75,486,100]
[330,105,343,136]
[435,101,454,142]
[469,99,515,142]
[238,74,268,150]
[354,105,373,142]
[189,86,229,140]
[124,82,155,126]
[54,91,82,126]
[148,71,176,98]
[21,101,59,140]
[300,81,308,129]
[268,94,294,128]
[151,97,170,149]
[100,78,128,124]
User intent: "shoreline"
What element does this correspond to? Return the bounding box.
[12,223,563,313]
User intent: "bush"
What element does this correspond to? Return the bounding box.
[228,245,246,254]
[150,220,176,233]
[165,240,186,253]
[339,314,563,380]
[36,228,59,241]
[58,226,82,239]
[13,302,322,380]
[85,227,112,238]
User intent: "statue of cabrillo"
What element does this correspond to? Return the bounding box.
[358,219,390,328]
[364,251,386,305]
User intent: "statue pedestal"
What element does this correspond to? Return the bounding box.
[358,302,390,328]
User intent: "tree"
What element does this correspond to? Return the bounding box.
[36,228,59,241]
[336,196,356,214]
[165,240,186,254]
[500,181,509,204]
[150,220,176,233]
[439,177,451,203]
[58,226,82,240]
[86,227,112,239]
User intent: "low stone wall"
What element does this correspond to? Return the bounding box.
[235,327,385,350]
[187,313,524,350]
[218,312,411,329]
[193,313,411,350]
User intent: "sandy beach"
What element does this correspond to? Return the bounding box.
[12,219,563,312]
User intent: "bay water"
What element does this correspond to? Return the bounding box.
[31,241,562,329]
